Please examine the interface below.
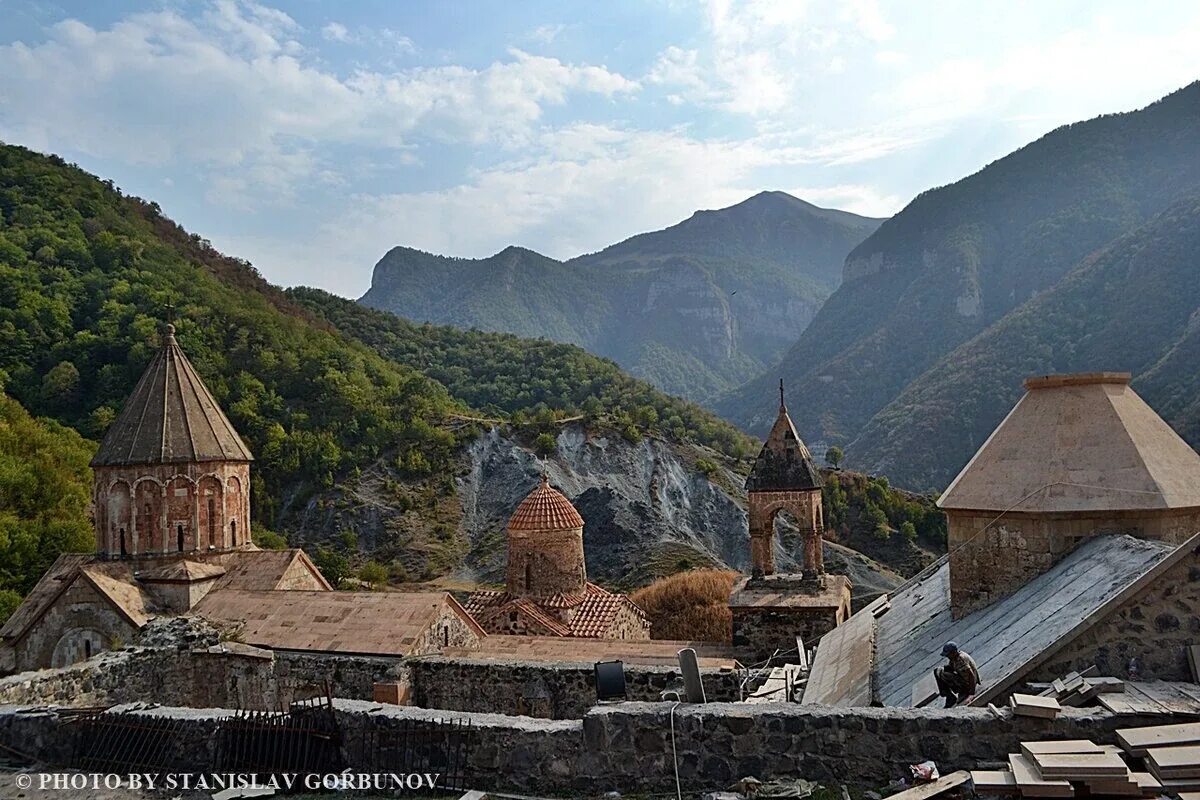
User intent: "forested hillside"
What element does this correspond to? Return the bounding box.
[289,288,754,458]
[720,82,1200,489]
[852,194,1200,489]
[361,192,881,400]
[0,390,93,620]
[0,144,469,528]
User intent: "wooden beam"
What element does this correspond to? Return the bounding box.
[880,770,970,800]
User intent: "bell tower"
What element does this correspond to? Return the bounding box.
[745,380,825,576]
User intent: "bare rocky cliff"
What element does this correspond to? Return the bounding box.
[290,422,905,601]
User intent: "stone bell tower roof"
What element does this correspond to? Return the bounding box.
[508,476,584,531]
[745,380,822,492]
[91,324,253,468]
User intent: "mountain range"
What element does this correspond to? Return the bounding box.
[0,143,929,610]
[718,82,1200,489]
[360,192,882,401]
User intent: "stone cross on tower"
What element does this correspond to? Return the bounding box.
[744,380,825,577]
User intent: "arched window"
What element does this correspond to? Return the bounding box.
[231,519,237,546]
[441,626,449,647]
[525,562,533,591]
[84,640,92,659]
[177,523,184,551]
[207,498,216,548]
[119,527,127,557]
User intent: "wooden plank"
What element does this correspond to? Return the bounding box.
[913,671,939,708]
[1134,681,1200,714]
[1101,693,1144,715]
[1131,772,1161,791]
[1148,745,1200,778]
[880,770,970,800]
[1012,693,1061,719]
[971,770,1018,795]
[803,595,884,706]
[1032,753,1128,779]
[1188,645,1200,683]
[1020,741,1103,760]
[1008,754,1073,798]
[1125,683,1178,715]
[1117,722,1200,756]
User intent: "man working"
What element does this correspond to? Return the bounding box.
[935,642,980,707]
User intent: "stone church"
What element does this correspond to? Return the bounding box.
[464,477,651,639]
[0,325,482,674]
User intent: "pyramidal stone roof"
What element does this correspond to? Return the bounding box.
[508,476,584,531]
[939,373,1200,512]
[91,325,253,467]
[745,381,823,492]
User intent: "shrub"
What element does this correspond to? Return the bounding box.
[630,569,738,641]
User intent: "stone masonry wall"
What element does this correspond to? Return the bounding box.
[947,507,1200,618]
[405,656,742,719]
[1031,541,1200,682]
[13,579,138,673]
[0,700,1182,795]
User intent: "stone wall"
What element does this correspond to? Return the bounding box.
[0,646,404,711]
[947,507,1200,618]
[1031,542,1200,682]
[0,700,1181,795]
[405,656,742,718]
[0,645,739,720]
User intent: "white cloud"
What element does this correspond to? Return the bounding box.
[0,2,636,203]
[321,22,349,43]
[529,24,565,45]
[788,183,904,218]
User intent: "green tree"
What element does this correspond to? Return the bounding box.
[533,432,557,456]
[313,547,350,588]
[358,560,388,589]
[825,446,844,469]
[251,525,288,550]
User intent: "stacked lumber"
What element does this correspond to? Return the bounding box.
[1011,693,1061,719]
[971,739,1162,798]
[1032,667,1126,707]
[1116,722,1200,791]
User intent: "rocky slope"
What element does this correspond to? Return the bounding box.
[360,192,881,401]
[719,83,1200,487]
[289,421,929,601]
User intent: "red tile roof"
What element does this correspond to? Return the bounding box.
[465,582,647,639]
[508,476,584,531]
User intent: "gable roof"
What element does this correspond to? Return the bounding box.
[870,534,1175,707]
[92,324,253,467]
[939,373,1200,512]
[0,554,96,641]
[191,589,483,656]
[745,382,822,492]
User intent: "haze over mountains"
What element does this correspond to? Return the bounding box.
[718,82,1200,489]
[360,192,882,401]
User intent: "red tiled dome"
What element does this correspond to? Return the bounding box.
[508,477,584,532]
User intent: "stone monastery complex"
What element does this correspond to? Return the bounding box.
[7,326,1200,793]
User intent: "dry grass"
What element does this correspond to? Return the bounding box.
[630,569,738,642]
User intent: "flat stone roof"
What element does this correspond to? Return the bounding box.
[728,573,850,609]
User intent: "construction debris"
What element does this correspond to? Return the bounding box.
[879,770,969,800]
[972,737,1168,798]
[1010,693,1061,719]
[1116,721,1200,756]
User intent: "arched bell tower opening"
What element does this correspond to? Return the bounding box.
[745,380,825,577]
[729,381,851,662]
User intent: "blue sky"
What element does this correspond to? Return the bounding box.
[2,1,1199,297]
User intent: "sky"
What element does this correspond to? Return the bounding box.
[2,1,1199,298]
